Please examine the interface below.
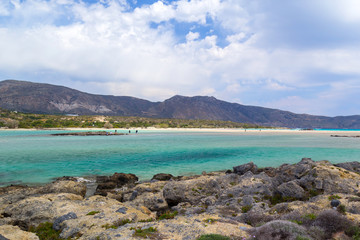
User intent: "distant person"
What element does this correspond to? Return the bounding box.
[136,130,138,134]
[129,130,131,134]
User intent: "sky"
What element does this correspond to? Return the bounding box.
[0,0,360,117]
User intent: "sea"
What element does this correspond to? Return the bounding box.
[1,129,360,187]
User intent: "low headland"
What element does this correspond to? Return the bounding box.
[1,158,360,240]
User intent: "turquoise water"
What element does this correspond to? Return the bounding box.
[1,129,360,186]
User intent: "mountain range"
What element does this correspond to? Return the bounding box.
[1,79,359,129]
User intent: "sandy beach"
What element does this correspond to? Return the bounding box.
[1,127,360,136]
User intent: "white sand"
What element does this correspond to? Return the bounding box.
[1,127,359,136]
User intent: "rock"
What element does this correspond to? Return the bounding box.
[39,180,86,197]
[163,176,221,206]
[0,225,39,240]
[96,181,117,190]
[152,173,173,181]
[3,193,82,230]
[116,207,128,214]
[247,220,312,240]
[276,181,305,199]
[335,161,360,174]
[53,212,77,231]
[95,173,138,195]
[110,173,138,186]
[0,234,9,240]
[233,162,258,175]
[129,190,138,201]
[331,199,341,208]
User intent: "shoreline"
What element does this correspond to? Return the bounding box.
[1,158,360,239]
[1,127,360,135]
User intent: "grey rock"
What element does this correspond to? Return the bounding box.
[242,196,254,206]
[59,227,80,239]
[335,161,360,174]
[0,234,9,240]
[110,173,138,187]
[151,173,173,181]
[163,178,221,206]
[277,181,305,199]
[233,162,258,175]
[116,207,128,214]
[330,199,340,208]
[53,212,77,231]
[130,190,138,201]
[39,180,86,197]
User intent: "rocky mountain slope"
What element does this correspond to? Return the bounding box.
[1,158,360,239]
[1,80,360,128]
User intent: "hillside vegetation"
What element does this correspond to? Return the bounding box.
[0,108,266,129]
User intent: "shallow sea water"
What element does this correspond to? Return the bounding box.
[1,129,360,186]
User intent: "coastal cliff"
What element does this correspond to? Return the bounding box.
[1,158,360,239]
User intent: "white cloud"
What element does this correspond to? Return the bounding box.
[0,0,360,116]
[186,31,200,41]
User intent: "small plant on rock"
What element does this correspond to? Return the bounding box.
[86,211,100,215]
[157,210,178,220]
[313,209,351,239]
[197,234,231,240]
[131,227,157,238]
[328,194,341,200]
[241,205,252,213]
[203,218,217,224]
[345,225,360,240]
[29,222,62,240]
[337,204,346,214]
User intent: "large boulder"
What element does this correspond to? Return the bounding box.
[110,173,138,186]
[39,180,87,197]
[163,176,221,206]
[233,162,258,175]
[0,225,39,240]
[152,173,174,181]
[276,181,305,199]
[95,173,138,195]
[299,161,360,194]
[335,161,360,174]
[2,193,82,229]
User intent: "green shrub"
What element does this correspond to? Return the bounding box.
[131,227,157,238]
[296,236,311,240]
[197,234,231,240]
[313,209,351,239]
[264,193,297,205]
[138,218,155,222]
[29,222,62,240]
[345,225,360,239]
[337,204,346,214]
[304,213,316,220]
[203,218,217,224]
[328,194,341,200]
[101,219,132,229]
[86,211,100,215]
[157,211,178,220]
[241,205,252,213]
[248,220,311,240]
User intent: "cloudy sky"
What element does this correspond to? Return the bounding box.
[0,0,360,116]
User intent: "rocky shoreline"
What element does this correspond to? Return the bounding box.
[51,131,126,136]
[1,158,360,240]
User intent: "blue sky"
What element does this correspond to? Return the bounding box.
[0,0,360,116]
